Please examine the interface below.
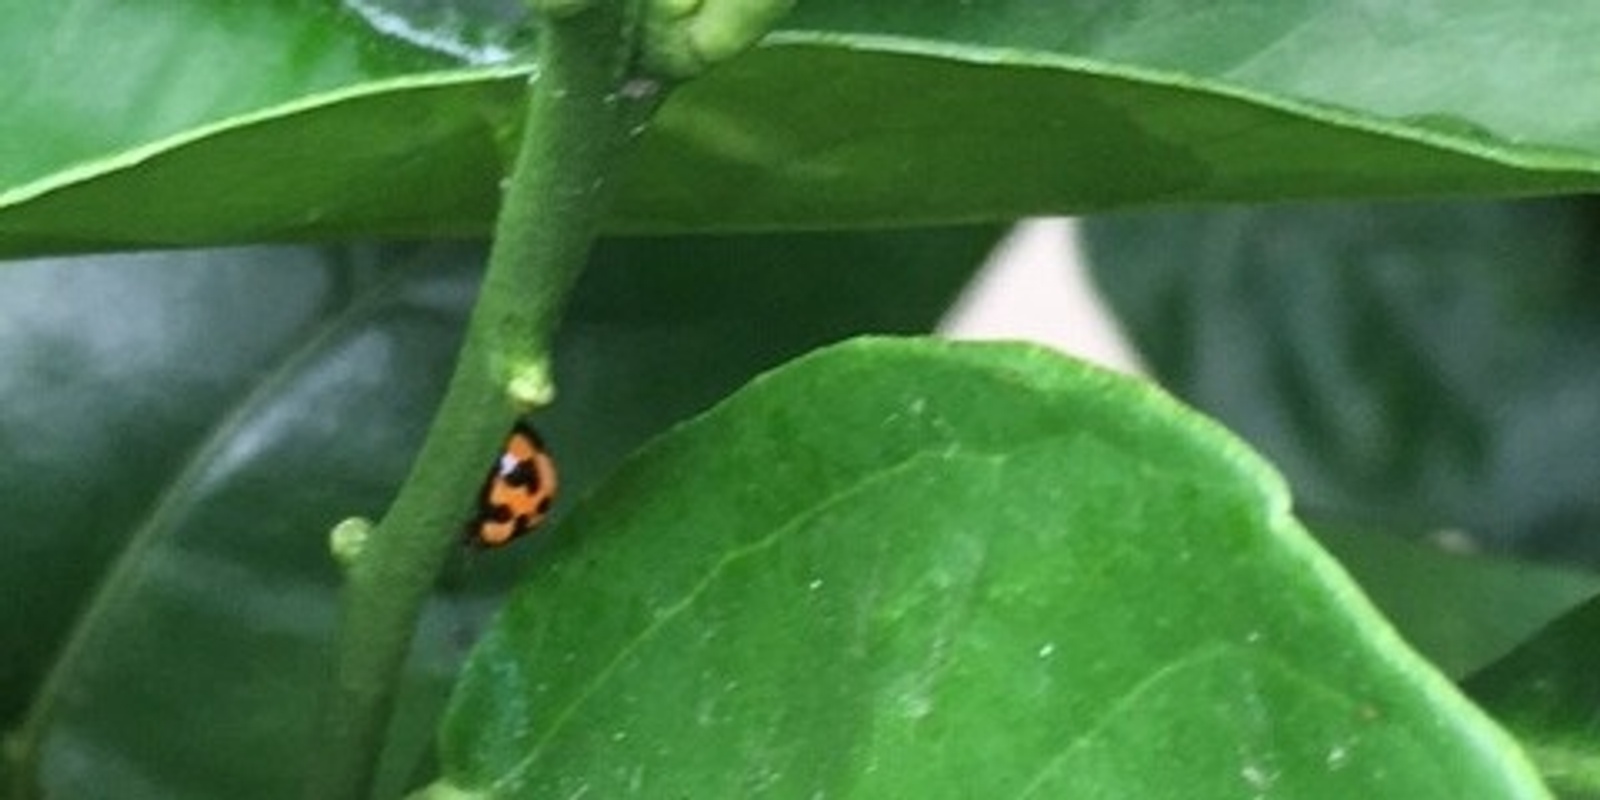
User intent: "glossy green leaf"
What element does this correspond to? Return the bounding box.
[0,228,988,797]
[615,38,1597,232]
[0,246,358,724]
[1465,598,1600,797]
[1082,199,1600,565]
[0,1,458,189]
[8,2,1600,254]
[1,244,478,799]
[434,338,1545,798]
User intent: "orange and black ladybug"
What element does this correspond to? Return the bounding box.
[468,422,558,547]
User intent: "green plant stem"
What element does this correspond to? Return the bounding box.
[305,5,649,799]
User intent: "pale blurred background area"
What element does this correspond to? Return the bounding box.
[940,218,1146,376]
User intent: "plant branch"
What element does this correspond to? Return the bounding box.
[304,4,652,798]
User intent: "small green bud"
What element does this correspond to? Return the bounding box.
[507,357,556,411]
[643,0,795,79]
[329,517,375,569]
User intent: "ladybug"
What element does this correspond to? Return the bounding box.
[469,422,558,547]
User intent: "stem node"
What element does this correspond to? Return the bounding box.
[508,359,557,410]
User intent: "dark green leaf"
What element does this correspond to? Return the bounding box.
[2,244,476,799]
[434,338,1545,798]
[0,245,374,727]
[1465,598,1600,798]
[9,2,1600,253]
[1312,524,1600,680]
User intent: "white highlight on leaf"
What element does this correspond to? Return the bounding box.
[342,0,515,64]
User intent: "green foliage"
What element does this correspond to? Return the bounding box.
[7,1,1600,254]
[0,233,989,797]
[1082,199,1600,794]
[434,339,1544,798]
[2,1,1596,798]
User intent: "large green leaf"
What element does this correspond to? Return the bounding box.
[1082,199,1600,565]
[433,338,1545,798]
[0,229,989,797]
[7,1,1600,254]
